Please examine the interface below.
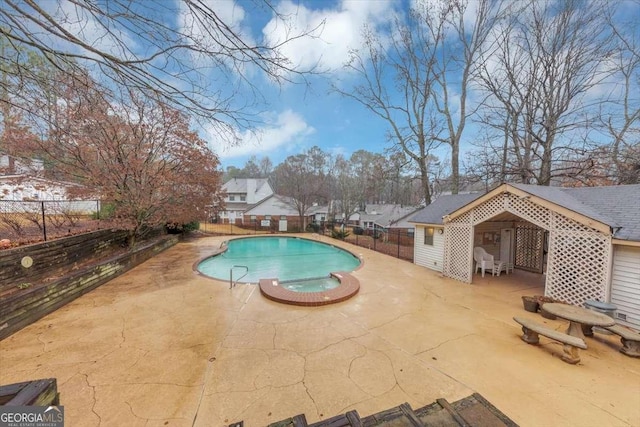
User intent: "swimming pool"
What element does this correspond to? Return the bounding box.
[196,236,361,284]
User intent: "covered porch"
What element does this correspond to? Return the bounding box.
[443,184,612,307]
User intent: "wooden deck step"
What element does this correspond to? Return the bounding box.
[247,393,519,427]
[361,402,423,426]
[309,410,363,427]
[268,414,309,427]
[414,393,518,427]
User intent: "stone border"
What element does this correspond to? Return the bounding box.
[259,272,360,306]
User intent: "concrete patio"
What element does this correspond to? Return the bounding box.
[1,235,638,426]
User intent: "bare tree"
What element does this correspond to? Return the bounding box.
[349,150,388,205]
[429,0,501,194]
[272,146,332,230]
[334,15,441,205]
[476,0,614,185]
[334,0,499,202]
[600,2,640,184]
[0,0,319,137]
[332,154,363,225]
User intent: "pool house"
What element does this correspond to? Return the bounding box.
[410,183,640,331]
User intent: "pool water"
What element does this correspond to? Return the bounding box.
[280,277,341,292]
[197,236,360,284]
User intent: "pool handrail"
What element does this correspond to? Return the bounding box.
[229,265,248,289]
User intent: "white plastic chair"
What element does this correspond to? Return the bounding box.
[473,247,495,277]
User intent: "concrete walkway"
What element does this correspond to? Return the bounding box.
[1,235,638,426]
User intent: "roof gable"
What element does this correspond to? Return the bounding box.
[410,193,482,225]
[244,194,299,216]
[442,183,640,241]
[360,204,421,227]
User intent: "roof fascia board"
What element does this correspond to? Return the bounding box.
[411,222,444,228]
[445,183,611,235]
[244,194,274,213]
[612,239,640,247]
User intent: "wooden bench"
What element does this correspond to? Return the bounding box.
[513,317,587,364]
[603,324,640,357]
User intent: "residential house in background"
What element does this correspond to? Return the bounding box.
[0,153,44,176]
[353,204,422,233]
[217,178,274,224]
[0,175,85,201]
[0,153,94,209]
[243,194,327,232]
[410,183,640,331]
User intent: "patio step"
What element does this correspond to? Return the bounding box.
[260,393,518,427]
[414,393,518,427]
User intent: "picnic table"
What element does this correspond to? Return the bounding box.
[542,303,615,340]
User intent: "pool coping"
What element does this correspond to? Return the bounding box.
[258,271,360,306]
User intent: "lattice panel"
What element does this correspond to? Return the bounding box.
[514,226,545,272]
[506,194,550,229]
[546,229,610,305]
[551,210,595,233]
[443,224,473,283]
[449,210,472,224]
[442,189,611,299]
[472,193,507,225]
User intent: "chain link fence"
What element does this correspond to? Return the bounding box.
[0,200,106,245]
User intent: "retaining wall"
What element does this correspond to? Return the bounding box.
[0,233,179,340]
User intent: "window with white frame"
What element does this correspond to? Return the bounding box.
[424,227,434,245]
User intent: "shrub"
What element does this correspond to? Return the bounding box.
[331,229,350,240]
[306,223,320,232]
[93,202,116,220]
[166,220,200,234]
[353,226,363,235]
[183,221,200,232]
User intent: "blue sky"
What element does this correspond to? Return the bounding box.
[206,0,640,174]
[209,0,412,169]
[31,0,636,172]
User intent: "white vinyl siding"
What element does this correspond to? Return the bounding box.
[414,225,445,272]
[610,245,640,330]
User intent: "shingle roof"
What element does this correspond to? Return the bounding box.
[244,194,298,216]
[410,193,482,225]
[223,178,268,193]
[560,184,640,241]
[411,184,640,242]
[360,204,422,228]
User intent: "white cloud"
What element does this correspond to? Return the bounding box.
[262,0,398,72]
[54,0,139,61]
[214,110,315,159]
[178,0,249,44]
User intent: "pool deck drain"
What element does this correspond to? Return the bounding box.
[259,272,360,306]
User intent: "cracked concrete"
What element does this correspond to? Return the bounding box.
[1,235,639,427]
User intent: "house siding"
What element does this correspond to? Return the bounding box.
[610,245,640,330]
[414,225,445,272]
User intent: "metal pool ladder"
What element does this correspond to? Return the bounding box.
[229,265,248,289]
